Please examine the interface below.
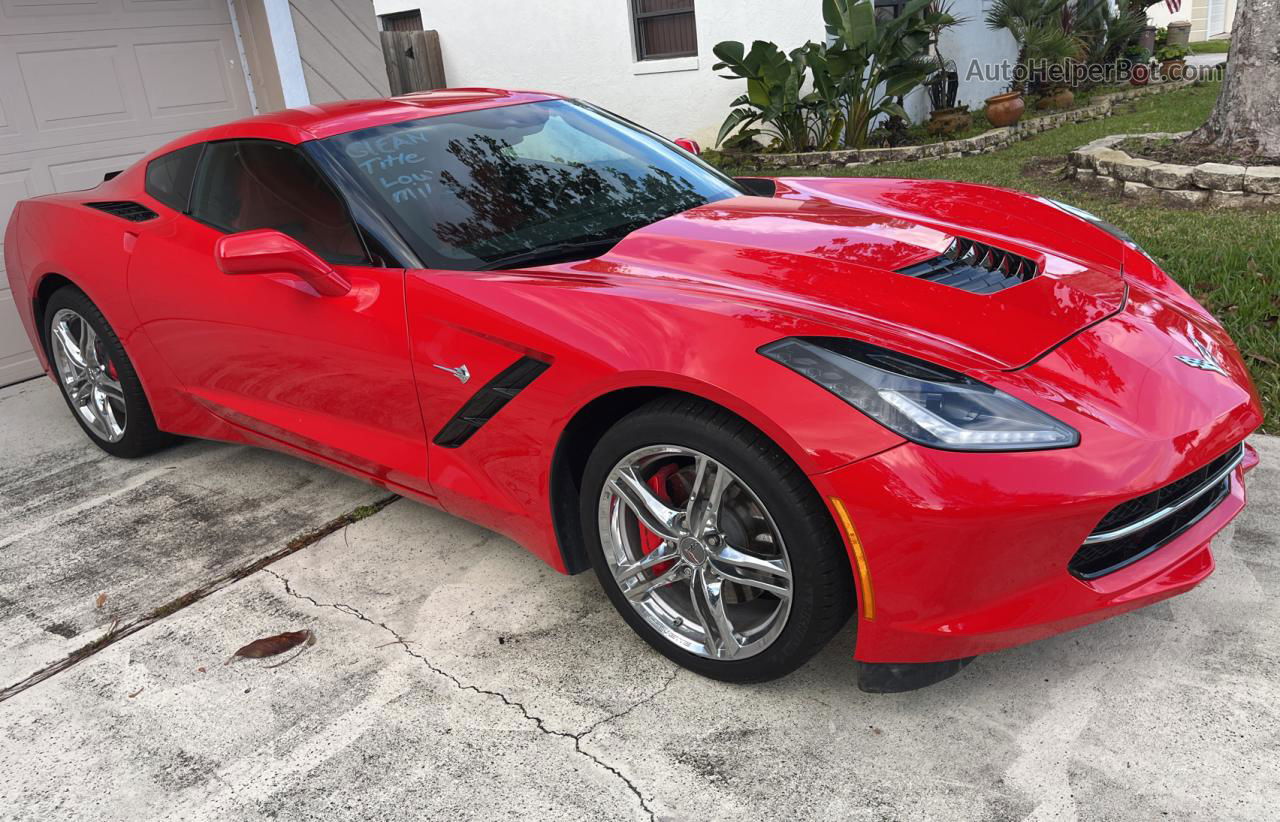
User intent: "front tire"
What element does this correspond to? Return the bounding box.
[43,287,170,458]
[580,396,854,683]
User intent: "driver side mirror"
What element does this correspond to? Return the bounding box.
[214,229,351,297]
[673,138,702,156]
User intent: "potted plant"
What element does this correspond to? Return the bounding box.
[1124,44,1152,85]
[1155,43,1190,80]
[983,87,1025,126]
[923,2,970,135]
[985,0,1081,126]
[926,63,972,134]
[1035,84,1074,109]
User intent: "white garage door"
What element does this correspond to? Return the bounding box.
[0,0,255,386]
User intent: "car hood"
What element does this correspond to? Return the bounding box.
[598,178,1128,372]
[1008,281,1261,460]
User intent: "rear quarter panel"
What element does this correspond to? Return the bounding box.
[4,204,35,363]
[20,199,142,352]
[15,188,197,432]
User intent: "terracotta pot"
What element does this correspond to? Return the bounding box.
[926,106,972,136]
[1161,59,1186,81]
[984,91,1025,127]
[1130,64,1151,86]
[1035,87,1075,110]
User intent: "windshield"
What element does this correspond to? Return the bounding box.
[318,99,742,270]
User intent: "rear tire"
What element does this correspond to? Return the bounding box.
[580,396,854,683]
[43,287,171,458]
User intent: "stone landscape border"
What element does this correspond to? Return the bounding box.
[733,80,1199,171]
[1067,133,1280,208]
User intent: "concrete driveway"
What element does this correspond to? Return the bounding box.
[1,377,1277,820]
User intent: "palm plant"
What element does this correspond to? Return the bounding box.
[923,0,968,111]
[924,0,966,75]
[985,0,1082,92]
[1075,0,1147,68]
[1067,0,1144,64]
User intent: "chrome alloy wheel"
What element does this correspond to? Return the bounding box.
[597,445,794,660]
[49,308,127,443]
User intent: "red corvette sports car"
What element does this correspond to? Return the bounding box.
[4,89,1262,691]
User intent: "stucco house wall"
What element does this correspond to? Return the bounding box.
[907,6,1019,125]
[370,0,1014,145]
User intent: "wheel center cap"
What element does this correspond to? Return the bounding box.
[677,536,708,566]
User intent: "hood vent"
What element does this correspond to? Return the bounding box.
[84,201,158,222]
[897,237,1038,295]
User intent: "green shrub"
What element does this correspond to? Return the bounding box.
[712,0,958,152]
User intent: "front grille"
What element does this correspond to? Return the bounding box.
[1069,444,1244,579]
[84,201,158,222]
[896,237,1039,295]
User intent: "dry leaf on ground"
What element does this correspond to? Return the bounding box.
[228,630,316,665]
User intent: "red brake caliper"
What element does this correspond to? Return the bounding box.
[639,464,679,576]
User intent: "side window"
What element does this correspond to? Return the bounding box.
[189,139,368,265]
[144,143,203,212]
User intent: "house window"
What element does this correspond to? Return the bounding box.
[873,0,908,20]
[380,10,423,32]
[632,0,697,61]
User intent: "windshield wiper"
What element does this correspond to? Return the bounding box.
[481,236,626,271]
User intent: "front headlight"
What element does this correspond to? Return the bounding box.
[760,337,1079,452]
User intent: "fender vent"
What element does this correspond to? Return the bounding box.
[433,356,550,448]
[897,237,1038,294]
[84,201,158,222]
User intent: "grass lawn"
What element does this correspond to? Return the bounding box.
[1191,39,1231,54]
[738,81,1278,432]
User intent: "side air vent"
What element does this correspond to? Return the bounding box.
[433,356,551,448]
[84,201,158,222]
[735,177,778,197]
[897,237,1039,295]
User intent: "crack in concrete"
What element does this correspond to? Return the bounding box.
[0,495,399,703]
[265,567,668,821]
[580,668,679,741]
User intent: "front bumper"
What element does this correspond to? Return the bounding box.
[812,438,1257,667]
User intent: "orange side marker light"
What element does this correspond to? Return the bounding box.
[831,497,875,621]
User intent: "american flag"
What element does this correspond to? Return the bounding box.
[1166,0,1181,13]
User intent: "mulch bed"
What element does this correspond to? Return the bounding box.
[1116,136,1280,167]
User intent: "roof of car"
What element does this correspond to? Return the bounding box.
[149,88,562,156]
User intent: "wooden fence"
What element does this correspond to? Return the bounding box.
[380,30,447,95]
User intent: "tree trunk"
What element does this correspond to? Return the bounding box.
[1186,0,1280,158]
